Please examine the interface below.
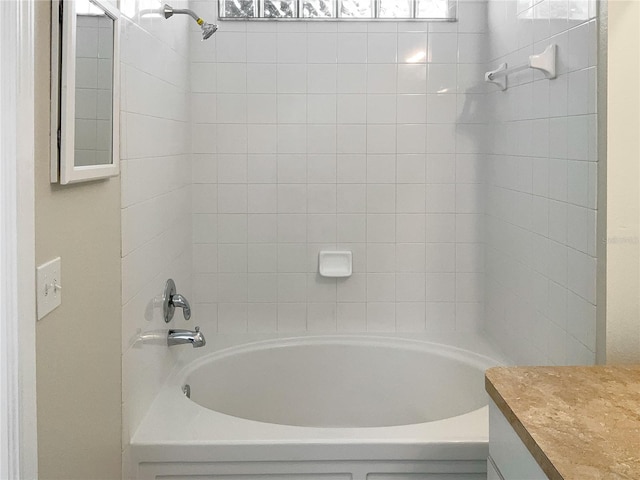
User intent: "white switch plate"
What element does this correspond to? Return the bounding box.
[36,257,62,320]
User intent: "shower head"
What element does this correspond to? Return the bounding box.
[163,4,218,40]
[201,22,218,40]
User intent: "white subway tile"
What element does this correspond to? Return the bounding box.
[368,33,398,63]
[397,273,426,302]
[307,33,338,63]
[247,64,277,93]
[277,64,307,93]
[337,33,368,63]
[426,302,456,331]
[367,184,396,213]
[337,64,367,93]
[307,303,337,331]
[278,184,307,213]
[248,244,277,272]
[337,125,367,153]
[277,32,307,63]
[248,214,278,243]
[248,184,277,213]
[307,214,337,242]
[337,214,366,243]
[367,94,397,124]
[308,184,337,213]
[336,303,366,331]
[248,154,277,183]
[277,303,308,332]
[277,274,307,302]
[307,126,337,154]
[248,303,278,332]
[307,64,338,93]
[367,214,396,242]
[216,63,247,93]
[426,273,456,301]
[397,33,427,64]
[247,94,277,123]
[396,303,426,332]
[367,64,398,93]
[308,95,337,124]
[366,124,397,153]
[426,214,456,242]
[396,214,426,243]
[216,32,247,63]
[367,243,396,273]
[277,214,307,242]
[397,184,426,213]
[247,32,277,63]
[397,64,428,93]
[337,184,366,213]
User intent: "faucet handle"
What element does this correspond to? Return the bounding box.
[170,293,191,320]
[162,279,192,323]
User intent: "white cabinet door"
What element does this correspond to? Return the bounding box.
[489,400,549,480]
[487,457,504,480]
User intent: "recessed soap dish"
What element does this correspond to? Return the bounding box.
[318,251,352,278]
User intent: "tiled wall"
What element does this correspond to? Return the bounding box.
[483,0,598,365]
[119,0,192,468]
[189,0,490,334]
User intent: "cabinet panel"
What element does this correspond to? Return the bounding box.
[489,401,548,480]
[486,457,503,480]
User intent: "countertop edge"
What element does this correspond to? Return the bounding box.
[485,371,563,480]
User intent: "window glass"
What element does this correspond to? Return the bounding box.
[379,0,412,18]
[263,0,297,17]
[339,0,373,18]
[219,0,455,20]
[222,0,256,17]
[302,0,335,18]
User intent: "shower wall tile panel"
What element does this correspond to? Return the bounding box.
[120,0,193,463]
[188,0,490,335]
[483,0,598,365]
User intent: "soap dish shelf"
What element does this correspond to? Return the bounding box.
[318,251,352,278]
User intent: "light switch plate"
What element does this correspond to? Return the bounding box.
[36,257,62,320]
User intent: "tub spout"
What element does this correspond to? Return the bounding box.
[168,326,206,348]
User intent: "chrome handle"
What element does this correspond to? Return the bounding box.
[170,293,191,320]
[162,279,192,322]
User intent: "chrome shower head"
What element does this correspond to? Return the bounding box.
[163,4,217,40]
[201,22,218,40]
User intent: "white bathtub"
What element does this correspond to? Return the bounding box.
[130,333,507,480]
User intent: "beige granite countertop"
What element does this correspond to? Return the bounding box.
[485,366,640,480]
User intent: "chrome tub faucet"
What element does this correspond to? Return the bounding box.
[167,326,206,348]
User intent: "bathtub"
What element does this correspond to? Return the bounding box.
[130,333,507,480]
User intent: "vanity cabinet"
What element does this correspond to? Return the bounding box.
[488,400,549,480]
[486,365,640,480]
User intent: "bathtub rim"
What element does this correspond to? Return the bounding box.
[177,334,503,387]
[130,331,509,464]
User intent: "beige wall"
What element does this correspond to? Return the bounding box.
[605,0,640,363]
[34,1,122,478]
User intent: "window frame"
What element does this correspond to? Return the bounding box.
[217,0,457,21]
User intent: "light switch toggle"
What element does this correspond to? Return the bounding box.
[37,257,62,320]
[45,281,62,296]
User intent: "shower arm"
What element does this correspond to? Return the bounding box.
[163,4,205,25]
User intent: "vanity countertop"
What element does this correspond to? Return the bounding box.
[485,365,640,480]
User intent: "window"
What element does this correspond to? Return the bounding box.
[219,0,456,20]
